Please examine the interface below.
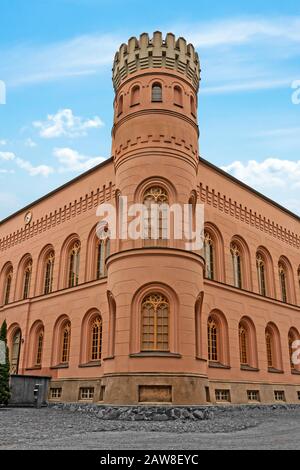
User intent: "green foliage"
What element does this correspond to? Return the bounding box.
[0,320,11,406]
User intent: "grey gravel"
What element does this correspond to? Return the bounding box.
[1,406,300,449]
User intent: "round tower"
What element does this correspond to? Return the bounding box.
[103,32,207,405]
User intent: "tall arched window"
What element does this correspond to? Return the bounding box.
[204,232,214,280]
[231,243,242,288]
[239,325,248,365]
[141,293,169,351]
[207,316,218,362]
[90,316,103,361]
[278,263,287,302]
[96,239,110,279]
[257,254,266,296]
[265,328,274,368]
[10,329,21,374]
[143,186,169,244]
[174,86,183,107]
[190,95,196,116]
[131,85,140,106]
[61,321,71,364]
[35,328,44,367]
[4,269,13,305]
[44,251,55,295]
[23,260,32,300]
[117,95,123,116]
[152,83,162,102]
[68,242,80,288]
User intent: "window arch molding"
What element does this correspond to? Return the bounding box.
[278,256,296,304]
[238,316,258,369]
[206,309,230,366]
[265,322,283,371]
[51,314,71,366]
[230,235,252,291]
[28,320,44,368]
[80,308,103,365]
[58,233,81,289]
[15,253,33,301]
[256,246,275,298]
[0,262,13,305]
[130,283,179,355]
[203,222,225,282]
[35,244,55,296]
[134,177,176,205]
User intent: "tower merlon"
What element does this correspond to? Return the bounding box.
[112,32,201,92]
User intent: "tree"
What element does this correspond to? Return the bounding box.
[0,320,11,406]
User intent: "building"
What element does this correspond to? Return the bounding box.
[0,32,300,406]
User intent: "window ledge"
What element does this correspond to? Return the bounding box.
[268,367,284,374]
[25,366,42,371]
[291,369,300,375]
[209,361,231,370]
[103,355,115,361]
[241,365,260,372]
[130,352,182,359]
[50,363,69,370]
[79,361,101,368]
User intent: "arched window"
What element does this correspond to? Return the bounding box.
[257,254,266,296]
[44,251,55,295]
[68,242,80,288]
[117,95,123,116]
[231,243,242,288]
[278,263,287,302]
[174,86,183,107]
[239,325,248,365]
[96,239,110,279]
[23,260,32,300]
[61,321,71,364]
[141,293,169,351]
[204,232,214,280]
[190,95,196,116]
[35,328,44,366]
[152,83,162,102]
[207,316,218,362]
[265,328,274,368]
[10,329,21,375]
[90,316,103,361]
[131,85,140,106]
[143,186,169,243]
[4,269,13,305]
[288,328,300,371]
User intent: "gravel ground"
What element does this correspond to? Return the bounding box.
[1,406,300,450]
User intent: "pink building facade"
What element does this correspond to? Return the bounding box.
[0,32,300,405]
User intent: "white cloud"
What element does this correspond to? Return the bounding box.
[0,140,7,146]
[33,109,104,139]
[222,158,300,213]
[53,147,106,172]
[182,17,300,49]
[1,33,120,87]
[0,150,53,177]
[0,151,15,161]
[24,138,37,147]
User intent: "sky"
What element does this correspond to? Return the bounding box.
[0,0,300,220]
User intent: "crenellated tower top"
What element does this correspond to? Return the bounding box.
[112,31,200,92]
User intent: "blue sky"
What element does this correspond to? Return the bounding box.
[0,0,300,220]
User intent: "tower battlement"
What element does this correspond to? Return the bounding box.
[112,32,200,92]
